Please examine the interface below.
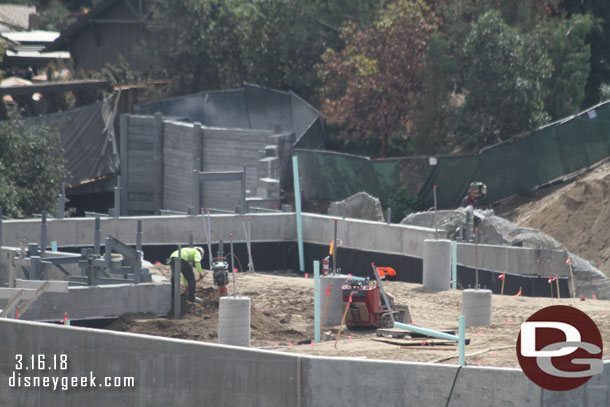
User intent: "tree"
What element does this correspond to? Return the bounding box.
[319,0,439,157]
[543,13,593,120]
[0,118,69,218]
[145,0,380,100]
[456,11,552,149]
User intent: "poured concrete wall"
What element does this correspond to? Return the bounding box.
[0,213,577,278]
[1,319,608,407]
[457,242,570,277]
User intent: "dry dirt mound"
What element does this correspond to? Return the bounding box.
[103,270,610,368]
[511,162,610,277]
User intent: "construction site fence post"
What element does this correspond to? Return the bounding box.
[173,246,182,319]
[57,183,65,220]
[94,217,101,255]
[451,241,457,290]
[292,156,305,273]
[113,175,121,218]
[458,315,465,365]
[40,211,47,254]
[314,260,320,344]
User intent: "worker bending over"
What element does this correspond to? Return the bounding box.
[169,246,204,303]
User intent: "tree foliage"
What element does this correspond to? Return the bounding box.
[146,0,379,100]
[457,11,552,148]
[0,118,68,218]
[319,0,438,157]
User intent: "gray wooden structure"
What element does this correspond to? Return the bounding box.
[44,0,151,72]
[120,113,294,215]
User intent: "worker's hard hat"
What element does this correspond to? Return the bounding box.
[195,247,204,257]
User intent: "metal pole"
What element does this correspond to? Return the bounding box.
[189,232,194,247]
[451,241,457,290]
[230,234,236,297]
[433,185,438,236]
[136,220,143,252]
[30,256,41,280]
[458,315,466,365]
[0,206,3,248]
[40,211,47,254]
[332,219,337,275]
[292,156,304,272]
[314,260,320,343]
[387,207,391,225]
[191,168,199,216]
[241,166,247,215]
[57,183,65,220]
[173,245,182,318]
[94,217,101,255]
[113,175,121,218]
[475,228,479,289]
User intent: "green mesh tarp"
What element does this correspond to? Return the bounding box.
[419,155,480,208]
[372,160,400,196]
[296,149,382,202]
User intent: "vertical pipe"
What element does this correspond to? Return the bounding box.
[136,220,143,252]
[189,232,194,247]
[314,260,320,343]
[30,256,41,280]
[241,166,247,214]
[114,175,121,218]
[40,211,47,254]
[292,156,305,273]
[474,228,479,289]
[387,207,391,225]
[94,217,101,256]
[458,315,466,365]
[191,168,199,215]
[451,241,457,290]
[332,219,337,275]
[57,183,65,220]
[433,185,438,236]
[230,234,236,297]
[174,245,182,319]
[247,217,254,272]
[105,237,112,268]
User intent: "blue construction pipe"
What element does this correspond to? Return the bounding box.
[458,315,466,365]
[292,156,305,272]
[394,321,460,343]
[314,260,320,343]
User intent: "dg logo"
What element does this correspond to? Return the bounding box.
[517,305,604,391]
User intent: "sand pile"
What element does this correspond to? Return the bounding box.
[512,162,610,277]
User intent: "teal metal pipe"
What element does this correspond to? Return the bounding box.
[292,156,305,272]
[451,241,457,290]
[394,321,460,343]
[314,260,320,343]
[458,315,466,365]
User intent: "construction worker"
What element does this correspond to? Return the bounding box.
[169,247,204,304]
[461,182,487,208]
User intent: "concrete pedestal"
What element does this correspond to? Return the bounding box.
[462,289,492,327]
[218,296,251,347]
[423,239,452,291]
[318,276,347,326]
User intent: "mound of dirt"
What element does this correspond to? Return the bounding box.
[511,162,610,277]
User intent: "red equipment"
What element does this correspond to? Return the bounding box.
[322,256,330,276]
[341,280,402,328]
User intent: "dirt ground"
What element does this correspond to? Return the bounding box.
[501,161,610,277]
[106,266,610,368]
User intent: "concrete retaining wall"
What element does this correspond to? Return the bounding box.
[0,213,579,278]
[457,242,570,277]
[0,319,607,407]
